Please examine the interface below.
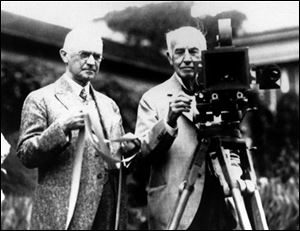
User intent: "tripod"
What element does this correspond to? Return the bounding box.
[167,123,269,230]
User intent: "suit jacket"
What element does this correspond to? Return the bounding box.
[135,74,206,230]
[17,74,127,230]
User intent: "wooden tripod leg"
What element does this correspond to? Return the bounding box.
[168,139,209,230]
[245,149,269,230]
[210,147,252,230]
[231,188,252,229]
[216,142,253,230]
[243,185,269,230]
[168,187,193,230]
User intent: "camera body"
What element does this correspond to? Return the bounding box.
[195,19,281,127]
[202,47,250,92]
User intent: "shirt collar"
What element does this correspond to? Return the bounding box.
[64,74,90,97]
[174,72,185,89]
[174,73,194,96]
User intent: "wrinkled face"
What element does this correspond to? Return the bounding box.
[60,34,103,86]
[168,35,206,83]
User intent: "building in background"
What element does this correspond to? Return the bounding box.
[234,27,299,111]
[2,10,298,112]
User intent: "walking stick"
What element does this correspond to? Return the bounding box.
[114,163,123,230]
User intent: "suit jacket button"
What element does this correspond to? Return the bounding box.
[97,173,102,179]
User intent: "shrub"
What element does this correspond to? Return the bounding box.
[259,177,299,230]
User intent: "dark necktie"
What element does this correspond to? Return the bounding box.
[79,88,88,101]
[181,86,195,96]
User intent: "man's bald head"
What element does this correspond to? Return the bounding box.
[62,26,103,54]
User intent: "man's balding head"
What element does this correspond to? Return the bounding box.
[62,26,103,54]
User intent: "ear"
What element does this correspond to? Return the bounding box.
[59,49,68,64]
[166,51,173,66]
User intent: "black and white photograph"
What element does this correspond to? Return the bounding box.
[1,1,299,230]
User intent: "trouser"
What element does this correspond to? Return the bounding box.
[91,170,118,230]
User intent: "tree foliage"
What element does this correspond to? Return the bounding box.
[265,92,299,181]
[105,1,194,49]
[104,1,247,50]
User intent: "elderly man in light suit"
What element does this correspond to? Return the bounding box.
[17,26,137,230]
[135,26,237,230]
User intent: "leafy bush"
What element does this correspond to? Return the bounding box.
[259,177,299,230]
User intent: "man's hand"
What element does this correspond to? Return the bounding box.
[58,111,87,135]
[119,133,141,158]
[167,93,192,128]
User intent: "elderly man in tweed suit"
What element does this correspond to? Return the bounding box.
[135,27,237,230]
[17,26,137,230]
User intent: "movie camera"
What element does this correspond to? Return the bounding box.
[194,19,281,127]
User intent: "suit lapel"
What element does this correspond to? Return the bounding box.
[54,74,81,111]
